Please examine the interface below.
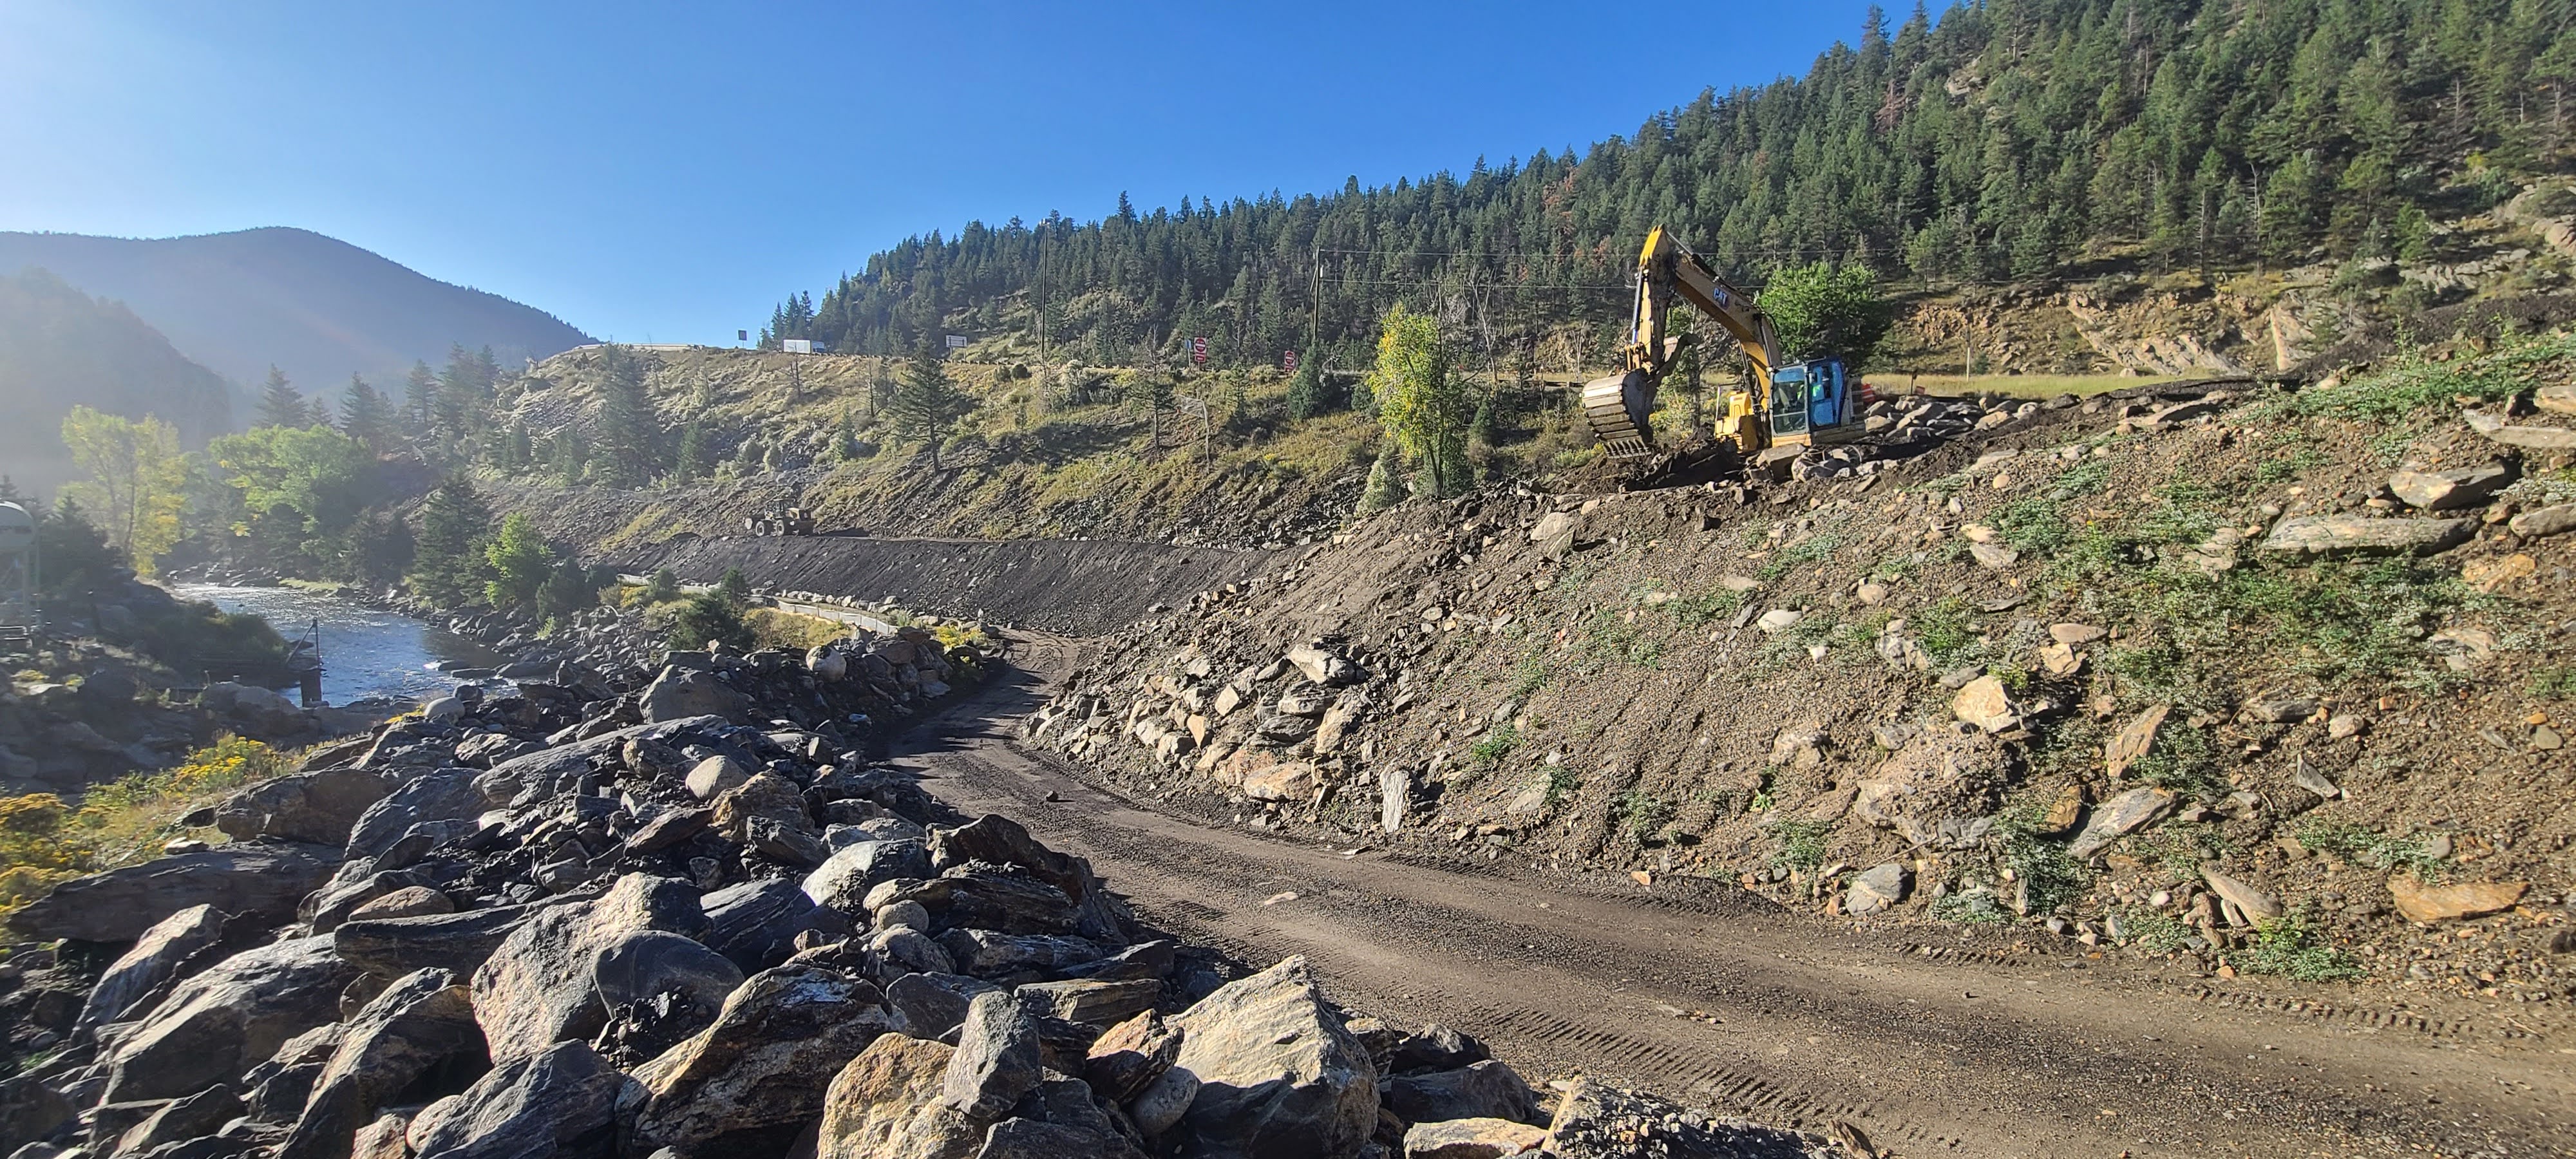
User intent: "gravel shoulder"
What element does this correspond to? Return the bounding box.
[901,638,2576,1159]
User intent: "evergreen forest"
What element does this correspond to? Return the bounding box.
[762,0,2576,369]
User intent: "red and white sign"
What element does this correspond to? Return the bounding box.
[1190,336,1208,364]
[1281,349,1298,373]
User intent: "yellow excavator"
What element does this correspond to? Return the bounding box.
[1581,227,1865,462]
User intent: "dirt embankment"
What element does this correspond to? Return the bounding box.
[1028,366,2576,1018]
[612,534,1283,637]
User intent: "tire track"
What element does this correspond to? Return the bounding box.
[896,656,2576,1158]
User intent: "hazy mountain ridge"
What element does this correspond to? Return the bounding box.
[0,268,232,492]
[0,226,593,401]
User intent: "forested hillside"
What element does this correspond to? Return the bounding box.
[0,269,232,491]
[766,0,2576,369]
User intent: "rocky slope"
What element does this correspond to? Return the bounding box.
[0,635,1847,1159]
[1027,342,2576,1010]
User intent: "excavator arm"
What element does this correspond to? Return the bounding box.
[1582,227,1787,458]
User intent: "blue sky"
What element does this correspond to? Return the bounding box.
[1,1,1896,346]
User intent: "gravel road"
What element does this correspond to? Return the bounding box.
[895,641,2574,1159]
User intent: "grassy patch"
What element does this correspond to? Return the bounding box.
[743,607,852,651]
[1665,587,1745,627]
[1543,765,1580,809]
[1994,802,2091,916]
[1996,496,2072,556]
[2295,329,2576,420]
[1931,889,2011,924]
[2126,721,2228,799]
[1912,596,1985,670]
[2296,820,2447,880]
[1470,723,1522,767]
[2239,906,2363,981]
[1770,818,1834,872]
[2117,907,2194,952]
[1508,652,1552,699]
[1579,607,1663,668]
[2529,666,2576,699]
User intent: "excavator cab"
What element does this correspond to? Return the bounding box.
[1765,358,1853,447]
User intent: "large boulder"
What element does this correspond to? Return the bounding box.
[2389,463,2512,511]
[202,681,308,736]
[481,717,728,806]
[1083,1010,1182,1103]
[336,903,545,979]
[76,903,225,1033]
[817,1035,984,1159]
[1146,956,1377,1158]
[885,972,1000,1041]
[216,768,397,846]
[625,966,893,1152]
[1402,1118,1549,1159]
[8,843,341,942]
[1852,730,2013,847]
[804,840,931,913]
[641,670,747,724]
[405,1041,629,1159]
[938,991,1039,1120]
[701,879,848,973]
[1383,1060,1540,1127]
[470,874,706,1065]
[591,930,744,1013]
[104,934,359,1104]
[2067,787,2176,860]
[343,769,488,863]
[278,968,486,1159]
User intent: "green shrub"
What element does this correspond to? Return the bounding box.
[2240,907,2362,981]
[1618,790,1676,843]
[1770,819,1833,872]
[666,592,753,652]
[1470,724,1522,766]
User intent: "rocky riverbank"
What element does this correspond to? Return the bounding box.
[0,638,1844,1159]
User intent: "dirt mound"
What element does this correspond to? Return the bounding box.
[614,535,1283,637]
[1030,363,2576,1007]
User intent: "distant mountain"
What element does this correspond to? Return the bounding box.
[0,268,232,493]
[0,227,592,403]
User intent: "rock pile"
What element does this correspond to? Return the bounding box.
[0,647,1834,1159]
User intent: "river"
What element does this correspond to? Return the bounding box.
[169,584,506,707]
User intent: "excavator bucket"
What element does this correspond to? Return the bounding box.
[1581,370,1658,460]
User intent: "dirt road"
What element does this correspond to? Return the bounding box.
[894,646,2574,1158]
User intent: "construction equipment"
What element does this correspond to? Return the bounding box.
[1581,227,1864,460]
[745,507,817,536]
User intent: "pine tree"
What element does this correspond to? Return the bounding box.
[257,366,307,429]
[1285,362,1324,420]
[402,361,439,440]
[410,474,493,605]
[675,422,710,481]
[483,513,553,611]
[594,344,658,486]
[340,373,394,452]
[886,343,971,469]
